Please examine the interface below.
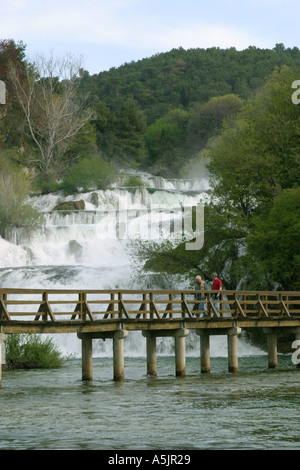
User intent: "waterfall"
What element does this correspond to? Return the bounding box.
[0,172,263,358]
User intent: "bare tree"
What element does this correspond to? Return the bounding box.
[8,53,96,177]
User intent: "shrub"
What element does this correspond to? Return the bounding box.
[0,159,41,238]
[123,175,145,187]
[60,155,117,194]
[5,333,65,369]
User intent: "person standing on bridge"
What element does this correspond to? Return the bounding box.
[194,275,208,317]
[211,272,222,314]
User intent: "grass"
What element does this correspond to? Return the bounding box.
[4,333,65,369]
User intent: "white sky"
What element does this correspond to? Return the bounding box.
[1,0,299,74]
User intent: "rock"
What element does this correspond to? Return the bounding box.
[54,200,85,211]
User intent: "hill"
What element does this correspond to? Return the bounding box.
[82,44,300,121]
[79,44,300,175]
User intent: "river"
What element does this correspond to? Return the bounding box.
[0,172,299,451]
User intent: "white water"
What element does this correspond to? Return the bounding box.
[0,172,263,358]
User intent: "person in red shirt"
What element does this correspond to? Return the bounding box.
[211,272,222,314]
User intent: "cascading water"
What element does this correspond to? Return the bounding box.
[0,172,262,358]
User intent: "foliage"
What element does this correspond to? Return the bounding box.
[59,154,117,193]
[143,108,189,175]
[205,65,300,289]
[246,188,300,290]
[80,44,300,176]
[0,155,41,238]
[0,39,29,151]
[123,175,145,187]
[95,98,147,166]
[131,64,300,290]
[82,44,300,120]
[5,333,65,369]
[185,94,243,153]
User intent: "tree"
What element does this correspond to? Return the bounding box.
[112,98,147,162]
[246,188,300,290]
[0,39,27,150]
[143,107,189,175]
[206,65,300,289]
[8,53,96,178]
[186,94,243,152]
[0,156,41,238]
[132,65,300,290]
[207,66,300,220]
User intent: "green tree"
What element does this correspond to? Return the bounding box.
[186,94,243,153]
[0,39,28,152]
[0,156,41,238]
[207,66,300,220]
[206,65,300,289]
[60,154,117,194]
[133,65,300,290]
[112,98,147,163]
[143,107,189,175]
[246,188,300,290]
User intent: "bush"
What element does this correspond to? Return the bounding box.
[123,175,145,187]
[0,158,41,238]
[60,155,117,194]
[5,334,65,369]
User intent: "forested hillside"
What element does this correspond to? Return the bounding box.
[80,43,300,175]
[2,40,300,181]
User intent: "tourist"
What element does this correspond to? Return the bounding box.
[194,275,208,317]
[211,272,222,314]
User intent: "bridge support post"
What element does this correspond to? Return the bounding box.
[0,333,6,389]
[197,330,210,373]
[295,328,300,369]
[142,331,157,376]
[81,334,93,381]
[113,330,128,381]
[227,327,241,373]
[264,328,278,369]
[174,328,189,377]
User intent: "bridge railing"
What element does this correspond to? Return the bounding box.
[1,289,300,322]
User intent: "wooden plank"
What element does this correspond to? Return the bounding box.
[34,300,56,321]
[34,303,43,321]
[182,299,193,318]
[119,299,130,319]
[135,302,147,319]
[162,302,172,319]
[208,299,218,318]
[235,300,246,317]
[83,301,95,321]
[280,300,290,317]
[71,302,82,320]
[151,301,161,319]
[258,299,268,317]
[104,303,114,319]
[0,299,11,321]
[45,300,56,322]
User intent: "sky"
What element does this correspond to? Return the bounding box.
[1,0,299,75]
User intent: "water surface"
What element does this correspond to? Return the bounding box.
[1,354,299,450]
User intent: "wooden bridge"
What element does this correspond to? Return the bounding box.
[1,288,300,385]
